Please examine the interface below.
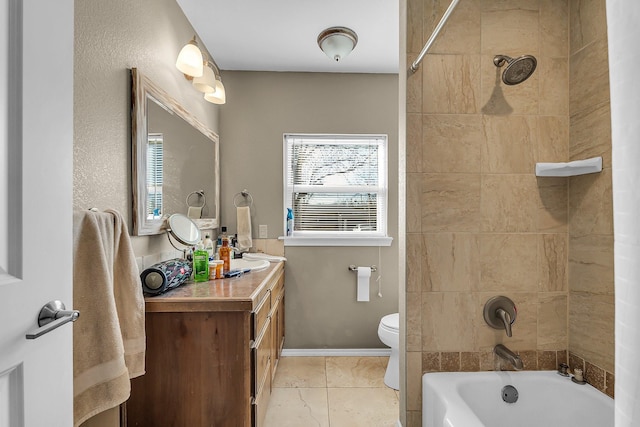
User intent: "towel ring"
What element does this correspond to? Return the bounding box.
[186,190,206,208]
[233,189,253,208]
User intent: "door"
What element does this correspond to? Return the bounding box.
[0,0,74,425]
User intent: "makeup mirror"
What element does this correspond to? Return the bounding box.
[167,213,201,246]
[131,68,220,236]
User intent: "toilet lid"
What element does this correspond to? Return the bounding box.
[381,313,399,331]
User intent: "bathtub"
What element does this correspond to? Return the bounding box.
[422,370,613,427]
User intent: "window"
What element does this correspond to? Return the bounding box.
[146,133,163,219]
[283,134,392,246]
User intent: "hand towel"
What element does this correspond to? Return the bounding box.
[187,206,202,219]
[72,209,145,426]
[237,205,252,250]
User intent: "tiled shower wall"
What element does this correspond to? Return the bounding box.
[406,1,570,423]
[405,0,614,423]
[567,0,614,393]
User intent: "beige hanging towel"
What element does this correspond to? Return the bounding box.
[237,205,252,250]
[72,209,145,427]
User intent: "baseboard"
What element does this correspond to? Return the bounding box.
[281,348,392,357]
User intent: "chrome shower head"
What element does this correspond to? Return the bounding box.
[493,54,537,85]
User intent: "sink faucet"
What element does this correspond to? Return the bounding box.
[494,344,523,370]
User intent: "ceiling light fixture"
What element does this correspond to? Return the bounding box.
[176,36,204,77]
[317,26,358,62]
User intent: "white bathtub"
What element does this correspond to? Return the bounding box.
[422,370,613,427]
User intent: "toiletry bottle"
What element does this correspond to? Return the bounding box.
[202,233,214,260]
[286,208,294,236]
[219,237,231,272]
[193,243,209,282]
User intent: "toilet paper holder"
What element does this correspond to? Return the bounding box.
[348,265,377,272]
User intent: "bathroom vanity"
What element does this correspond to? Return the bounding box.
[126,261,285,427]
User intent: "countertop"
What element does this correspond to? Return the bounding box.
[143,261,284,313]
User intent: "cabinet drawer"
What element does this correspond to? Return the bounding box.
[252,364,272,427]
[270,273,284,307]
[252,290,270,339]
[252,317,271,397]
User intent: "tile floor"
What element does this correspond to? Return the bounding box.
[264,356,399,427]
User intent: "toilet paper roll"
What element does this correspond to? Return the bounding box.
[357,266,371,302]
[187,206,202,219]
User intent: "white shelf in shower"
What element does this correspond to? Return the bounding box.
[535,156,602,177]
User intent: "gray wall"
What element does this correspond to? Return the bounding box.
[74,0,220,257]
[219,71,400,348]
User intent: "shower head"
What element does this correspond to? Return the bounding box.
[493,54,537,85]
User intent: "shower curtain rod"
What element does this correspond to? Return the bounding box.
[409,0,461,73]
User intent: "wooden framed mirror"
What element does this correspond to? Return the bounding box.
[131,68,219,235]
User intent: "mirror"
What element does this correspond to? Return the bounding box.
[167,213,201,245]
[131,68,220,236]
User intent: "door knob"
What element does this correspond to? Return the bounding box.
[25,300,80,340]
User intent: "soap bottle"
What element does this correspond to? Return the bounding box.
[286,208,294,236]
[202,232,214,260]
[219,237,231,272]
[193,243,209,282]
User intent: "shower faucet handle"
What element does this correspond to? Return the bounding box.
[483,296,517,337]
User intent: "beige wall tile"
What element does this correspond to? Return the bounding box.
[422,351,441,372]
[406,411,422,427]
[481,7,539,55]
[461,352,480,371]
[537,350,558,370]
[407,113,423,173]
[536,177,568,233]
[422,54,481,114]
[422,174,481,232]
[406,352,423,411]
[537,293,568,349]
[569,291,614,373]
[407,0,424,54]
[539,58,569,116]
[424,0,481,54]
[481,175,538,232]
[422,292,476,351]
[479,234,538,292]
[482,0,540,12]
[538,234,568,292]
[537,116,569,163]
[482,116,537,173]
[540,0,569,58]
[422,233,479,292]
[407,59,422,114]
[441,352,461,371]
[481,55,539,116]
[407,233,423,293]
[423,114,483,173]
[407,173,422,233]
[569,234,614,294]
[569,37,610,115]
[569,0,608,55]
[476,292,538,351]
[569,101,612,168]
[568,168,613,236]
[407,292,423,352]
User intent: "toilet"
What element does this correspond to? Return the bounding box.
[377,312,399,390]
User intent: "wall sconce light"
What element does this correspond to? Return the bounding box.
[176,36,226,105]
[317,27,358,62]
[176,36,204,77]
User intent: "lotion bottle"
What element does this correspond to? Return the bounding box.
[219,237,231,272]
[193,243,209,282]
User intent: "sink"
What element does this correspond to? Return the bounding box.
[230,258,270,272]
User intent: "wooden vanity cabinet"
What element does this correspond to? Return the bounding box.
[126,262,284,427]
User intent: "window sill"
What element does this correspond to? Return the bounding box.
[280,236,393,247]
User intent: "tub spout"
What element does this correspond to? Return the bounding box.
[495,344,523,370]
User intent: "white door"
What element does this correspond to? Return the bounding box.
[0,0,74,425]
